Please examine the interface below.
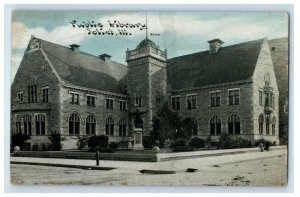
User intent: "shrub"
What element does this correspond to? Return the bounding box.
[88,135,109,151]
[189,137,206,149]
[218,134,252,149]
[142,136,153,149]
[173,146,195,152]
[109,142,119,150]
[32,143,39,151]
[254,139,273,150]
[48,130,62,151]
[218,134,233,149]
[40,143,48,151]
[11,132,30,151]
[173,139,188,148]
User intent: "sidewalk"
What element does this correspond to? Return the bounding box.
[10,147,287,172]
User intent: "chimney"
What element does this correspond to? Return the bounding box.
[99,53,112,61]
[69,44,80,52]
[208,39,224,54]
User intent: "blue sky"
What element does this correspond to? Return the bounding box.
[11,11,289,81]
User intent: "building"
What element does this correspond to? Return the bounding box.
[11,35,282,149]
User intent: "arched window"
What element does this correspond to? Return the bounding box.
[210,115,221,135]
[23,114,32,135]
[259,114,264,135]
[15,115,22,133]
[272,117,276,136]
[86,114,96,135]
[228,114,240,134]
[106,116,114,136]
[35,114,46,135]
[119,118,127,137]
[266,116,270,135]
[69,113,80,135]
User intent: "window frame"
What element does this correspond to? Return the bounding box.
[171,95,181,110]
[210,90,221,107]
[86,94,96,107]
[70,92,80,104]
[187,94,197,109]
[228,88,240,105]
[42,86,49,103]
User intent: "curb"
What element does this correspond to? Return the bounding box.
[10,161,116,171]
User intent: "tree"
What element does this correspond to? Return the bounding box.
[11,132,30,150]
[48,130,63,151]
[149,103,182,147]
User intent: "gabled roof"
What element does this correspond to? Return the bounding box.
[167,38,265,90]
[37,38,127,94]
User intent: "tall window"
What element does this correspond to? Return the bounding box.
[135,93,142,107]
[87,95,95,106]
[15,115,22,133]
[119,118,127,136]
[119,100,127,110]
[171,96,180,110]
[259,90,263,106]
[265,92,270,106]
[35,114,46,135]
[272,117,276,136]
[42,87,49,102]
[106,116,114,136]
[69,113,80,135]
[210,115,221,135]
[259,114,264,135]
[86,114,96,135]
[106,98,114,109]
[228,114,240,134]
[266,116,270,135]
[187,94,197,109]
[228,89,240,105]
[210,91,220,107]
[28,85,37,102]
[27,76,37,103]
[70,92,79,104]
[23,114,32,135]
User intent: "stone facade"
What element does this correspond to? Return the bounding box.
[11,36,283,149]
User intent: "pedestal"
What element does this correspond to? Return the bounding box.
[133,128,144,150]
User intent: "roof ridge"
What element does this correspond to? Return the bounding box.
[168,38,264,61]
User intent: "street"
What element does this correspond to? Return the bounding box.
[10,149,287,186]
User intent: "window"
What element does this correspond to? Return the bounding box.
[17,92,23,102]
[106,98,114,109]
[135,93,142,106]
[42,87,49,102]
[28,85,37,102]
[27,76,37,103]
[272,117,276,136]
[70,92,79,104]
[210,91,220,107]
[228,89,240,105]
[271,46,276,51]
[23,114,32,135]
[87,95,95,106]
[265,92,270,106]
[86,114,96,135]
[266,116,270,135]
[187,94,197,109]
[228,114,240,134]
[105,116,114,136]
[270,93,275,108]
[15,115,22,133]
[35,114,46,135]
[119,118,127,137]
[259,90,263,106]
[69,113,80,135]
[264,73,271,86]
[191,117,198,136]
[119,100,127,110]
[259,114,264,135]
[171,96,180,110]
[210,115,221,135]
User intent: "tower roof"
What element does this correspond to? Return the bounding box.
[137,38,157,48]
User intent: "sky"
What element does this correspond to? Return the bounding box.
[11,11,289,82]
